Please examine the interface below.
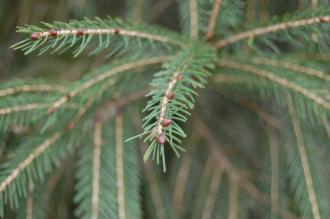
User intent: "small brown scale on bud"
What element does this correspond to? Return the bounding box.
[166,91,175,100]
[49,29,58,37]
[76,29,84,36]
[161,119,172,127]
[156,133,166,144]
[31,32,41,41]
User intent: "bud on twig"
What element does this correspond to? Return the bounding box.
[161,119,172,127]
[49,29,58,37]
[156,133,166,144]
[76,29,84,36]
[31,32,41,41]
[166,91,175,100]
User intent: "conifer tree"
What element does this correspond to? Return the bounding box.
[0,0,329,218]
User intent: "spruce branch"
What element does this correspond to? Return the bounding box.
[265,126,280,218]
[205,0,222,40]
[214,15,330,49]
[0,103,48,115]
[217,59,330,110]
[130,110,173,219]
[114,113,126,219]
[286,94,321,219]
[0,93,96,216]
[91,119,102,219]
[140,45,215,171]
[250,57,330,81]
[47,56,170,113]
[12,17,186,56]
[189,0,199,38]
[0,132,61,194]
[0,83,66,97]
[2,1,330,217]
[75,112,141,219]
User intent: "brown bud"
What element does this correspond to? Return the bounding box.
[64,94,71,100]
[31,32,41,41]
[175,74,183,81]
[49,29,58,37]
[319,17,330,23]
[114,28,120,34]
[47,107,54,114]
[161,119,172,127]
[156,133,166,144]
[76,29,84,36]
[166,91,175,100]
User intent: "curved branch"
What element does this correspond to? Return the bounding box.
[217,59,330,110]
[0,84,66,97]
[250,57,330,81]
[48,56,171,113]
[205,0,222,40]
[286,94,321,219]
[214,16,330,49]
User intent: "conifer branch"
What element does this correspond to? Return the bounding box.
[130,110,170,219]
[0,95,95,211]
[0,84,66,97]
[91,120,102,219]
[266,126,280,218]
[0,103,48,115]
[189,0,199,38]
[0,132,62,193]
[27,28,181,46]
[214,15,330,49]
[48,56,170,113]
[26,185,33,219]
[205,0,222,40]
[141,46,215,171]
[250,57,330,81]
[286,94,321,219]
[3,2,329,217]
[12,17,186,56]
[217,59,330,110]
[115,113,126,219]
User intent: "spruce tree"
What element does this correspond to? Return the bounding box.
[0,0,329,218]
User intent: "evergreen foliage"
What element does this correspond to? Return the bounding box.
[0,0,329,218]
